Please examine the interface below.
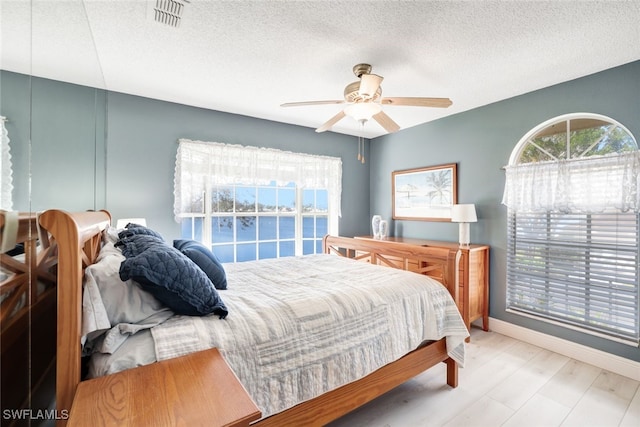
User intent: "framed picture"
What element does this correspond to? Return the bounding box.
[392,163,458,221]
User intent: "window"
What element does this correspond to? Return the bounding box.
[503,114,639,345]
[174,139,341,263]
[180,181,329,262]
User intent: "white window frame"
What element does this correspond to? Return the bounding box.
[203,183,330,260]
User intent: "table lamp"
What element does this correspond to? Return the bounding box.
[451,204,477,246]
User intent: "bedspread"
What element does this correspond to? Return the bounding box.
[151,254,468,418]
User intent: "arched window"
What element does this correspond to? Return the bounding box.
[503,113,639,345]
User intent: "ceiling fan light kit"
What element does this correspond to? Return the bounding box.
[344,103,382,122]
[281,63,453,134]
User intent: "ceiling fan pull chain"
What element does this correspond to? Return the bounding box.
[357,121,366,164]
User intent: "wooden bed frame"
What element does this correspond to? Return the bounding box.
[37,209,463,427]
[1,211,58,418]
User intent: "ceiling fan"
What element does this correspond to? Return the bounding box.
[281,63,453,134]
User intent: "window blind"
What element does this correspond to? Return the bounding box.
[506,210,640,344]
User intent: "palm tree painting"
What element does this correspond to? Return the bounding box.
[392,163,457,221]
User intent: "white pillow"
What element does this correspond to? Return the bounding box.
[103,226,120,245]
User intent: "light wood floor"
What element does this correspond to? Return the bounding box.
[328,327,640,427]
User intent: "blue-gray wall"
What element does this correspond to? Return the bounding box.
[2,61,638,362]
[0,71,371,240]
[104,91,370,239]
[370,60,640,362]
[0,71,107,212]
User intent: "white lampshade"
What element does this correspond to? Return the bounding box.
[451,204,477,223]
[344,102,382,122]
[116,217,147,229]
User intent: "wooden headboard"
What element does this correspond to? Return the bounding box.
[37,209,111,424]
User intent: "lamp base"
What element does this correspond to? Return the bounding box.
[458,222,470,247]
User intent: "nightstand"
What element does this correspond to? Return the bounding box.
[67,348,261,427]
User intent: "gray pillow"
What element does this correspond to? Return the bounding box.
[82,242,173,353]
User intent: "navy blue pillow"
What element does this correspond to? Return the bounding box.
[118,223,165,241]
[118,245,228,318]
[173,239,227,290]
[116,234,166,257]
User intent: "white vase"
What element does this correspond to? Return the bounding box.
[379,220,388,239]
[371,215,382,239]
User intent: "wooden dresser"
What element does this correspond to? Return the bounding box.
[355,236,490,334]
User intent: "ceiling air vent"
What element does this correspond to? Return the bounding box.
[153,0,189,27]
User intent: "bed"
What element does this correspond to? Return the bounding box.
[38,209,469,427]
[1,211,58,416]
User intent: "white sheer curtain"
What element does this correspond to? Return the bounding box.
[0,117,13,211]
[502,151,640,213]
[174,139,342,220]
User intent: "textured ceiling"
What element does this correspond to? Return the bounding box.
[2,0,640,138]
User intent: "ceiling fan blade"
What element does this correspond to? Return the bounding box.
[315,110,346,133]
[281,100,345,107]
[372,111,401,133]
[359,74,383,99]
[381,97,453,108]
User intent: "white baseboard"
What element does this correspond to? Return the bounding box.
[487,317,640,381]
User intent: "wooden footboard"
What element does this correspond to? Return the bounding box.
[255,340,456,426]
